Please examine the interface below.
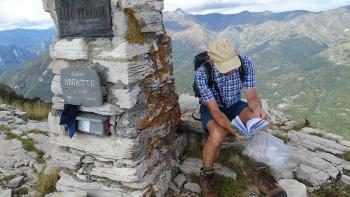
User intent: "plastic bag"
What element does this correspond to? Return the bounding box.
[243,131,292,166]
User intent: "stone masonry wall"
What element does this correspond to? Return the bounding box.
[42,0,181,196]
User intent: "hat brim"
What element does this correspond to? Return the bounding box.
[213,55,241,74]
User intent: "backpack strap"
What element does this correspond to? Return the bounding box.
[202,61,227,109]
[238,55,245,82]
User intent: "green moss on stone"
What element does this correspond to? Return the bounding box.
[124,8,146,44]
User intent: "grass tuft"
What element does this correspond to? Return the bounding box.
[4,131,18,140]
[34,170,59,197]
[15,187,29,195]
[30,129,49,136]
[0,97,50,121]
[310,179,350,197]
[337,151,350,162]
[0,125,11,132]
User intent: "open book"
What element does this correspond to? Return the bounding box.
[231,116,269,139]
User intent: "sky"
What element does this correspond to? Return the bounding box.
[0,0,349,31]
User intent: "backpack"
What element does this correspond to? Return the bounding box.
[192,51,245,99]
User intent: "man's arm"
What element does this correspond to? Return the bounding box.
[244,88,267,119]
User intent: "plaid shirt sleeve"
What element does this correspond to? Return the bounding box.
[195,66,215,103]
[241,56,256,89]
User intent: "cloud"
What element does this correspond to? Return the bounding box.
[164,0,350,14]
[0,0,53,30]
[0,0,349,30]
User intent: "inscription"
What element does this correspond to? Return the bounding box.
[61,67,103,106]
[55,0,113,37]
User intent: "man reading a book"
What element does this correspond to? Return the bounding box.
[195,38,287,197]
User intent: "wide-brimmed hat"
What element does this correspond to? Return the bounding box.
[207,38,241,73]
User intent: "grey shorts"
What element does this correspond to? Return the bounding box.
[200,100,249,134]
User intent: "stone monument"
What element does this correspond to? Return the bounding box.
[43,0,181,196]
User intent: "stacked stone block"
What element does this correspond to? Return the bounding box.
[43,0,180,196]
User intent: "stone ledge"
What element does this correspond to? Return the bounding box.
[56,171,152,197]
[49,130,152,161]
[52,96,124,116]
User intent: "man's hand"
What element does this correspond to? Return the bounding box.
[244,88,268,119]
[252,105,268,119]
[228,126,246,141]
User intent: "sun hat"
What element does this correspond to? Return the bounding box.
[207,38,241,73]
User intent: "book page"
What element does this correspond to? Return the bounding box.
[246,118,269,136]
[231,116,247,135]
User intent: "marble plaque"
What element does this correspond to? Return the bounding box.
[55,0,113,37]
[61,67,103,106]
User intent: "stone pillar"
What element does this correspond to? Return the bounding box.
[43,0,180,196]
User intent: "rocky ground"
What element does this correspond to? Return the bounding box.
[1,95,350,196]
[0,104,52,197]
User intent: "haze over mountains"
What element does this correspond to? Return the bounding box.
[0,5,349,138]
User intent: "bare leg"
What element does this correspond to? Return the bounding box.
[202,120,228,168]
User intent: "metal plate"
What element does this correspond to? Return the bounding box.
[55,0,113,37]
[61,67,103,106]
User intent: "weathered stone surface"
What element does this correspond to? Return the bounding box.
[278,179,307,197]
[315,151,350,170]
[152,170,172,197]
[90,150,160,182]
[52,96,124,116]
[0,189,11,197]
[184,182,201,194]
[51,75,63,96]
[45,191,87,197]
[121,160,167,189]
[108,85,141,109]
[56,172,151,197]
[0,138,31,169]
[288,130,349,154]
[174,133,188,159]
[173,174,186,188]
[7,176,24,188]
[53,38,88,60]
[48,113,65,135]
[50,132,145,160]
[296,164,329,186]
[97,41,151,61]
[341,175,350,185]
[137,11,164,33]
[27,120,49,133]
[94,60,154,86]
[120,0,164,11]
[339,140,350,148]
[168,182,180,194]
[270,162,298,180]
[28,133,52,153]
[49,59,70,75]
[180,158,236,180]
[51,147,82,170]
[289,147,340,178]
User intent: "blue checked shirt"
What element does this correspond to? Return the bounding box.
[195,55,256,108]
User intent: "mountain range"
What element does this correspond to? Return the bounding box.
[0,6,349,138]
[164,6,350,138]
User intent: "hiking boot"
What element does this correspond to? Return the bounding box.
[200,168,219,197]
[251,163,287,197]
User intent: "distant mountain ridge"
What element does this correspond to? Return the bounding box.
[164,5,350,138]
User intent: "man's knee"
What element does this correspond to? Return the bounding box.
[206,120,228,146]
